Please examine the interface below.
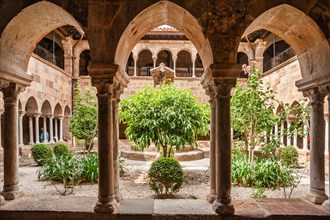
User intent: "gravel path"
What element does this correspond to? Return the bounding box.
[0,157,328,201]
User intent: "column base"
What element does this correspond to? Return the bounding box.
[0,189,24,200]
[322,199,330,211]
[207,192,217,203]
[213,199,235,215]
[305,188,328,204]
[28,142,34,145]
[0,195,5,205]
[94,197,118,213]
[115,192,123,203]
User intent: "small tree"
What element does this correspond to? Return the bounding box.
[120,83,210,157]
[70,79,97,151]
[231,65,278,160]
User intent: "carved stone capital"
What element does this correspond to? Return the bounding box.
[205,84,216,107]
[214,79,236,99]
[1,83,25,105]
[303,88,325,108]
[0,79,10,89]
[319,83,330,96]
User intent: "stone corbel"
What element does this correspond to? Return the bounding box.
[1,83,25,104]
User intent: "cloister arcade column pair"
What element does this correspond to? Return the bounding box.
[0,80,26,200]
[202,64,241,215]
[296,78,330,210]
[89,64,128,213]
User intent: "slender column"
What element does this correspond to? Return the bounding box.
[286,119,291,146]
[325,117,329,155]
[206,86,216,203]
[18,111,25,147]
[321,85,330,210]
[280,121,285,145]
[192,57,196,77]
[304,88,328,204]
[42,116,47,143]
[0,110,3,147]
[213,79,236,214]
[152,55,157,68]
[173,56,177,77]
[91,73,118,213]
[34,114,40,144]
[303,122,308,150]
[113,94,123,203]
[54,117,58,142]
[0,83,25,200]
[133,55,138,77]
[59,116,64,141]
[49,115,54,143]
[274,123,278,136]
[293,131,298,147]
[28,115,34,145]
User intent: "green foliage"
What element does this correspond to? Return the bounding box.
[119,156,126,177]
[38,153,99,194]
[280,145,299,168]
[70,79,97,150]
[120,83,210,157]
[148,157,184,195]
[53,143,71,158]
[81,153,98,183]
[232,153,295,190]
[31,144,53,166]
[231,66,277,151]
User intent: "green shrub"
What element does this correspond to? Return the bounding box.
[53,143,71,158]
[280,145,298,167]
[81,153,98,183]
[232,153,253,186]
[148,157,184,195]
[31,144,53,166]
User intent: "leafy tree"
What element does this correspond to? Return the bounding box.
[70,79,97,150]
[119,83,210,157]
[231,65,278,156]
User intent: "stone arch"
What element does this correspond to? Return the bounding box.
[176,48,193,57]
[64,105,71,117]
[115,1,213,74]
[137,47,153,58]
[41,100,52,116]
[18,100,22,112]
[176,50,193,77]
[137,49,153,76]
[54,103,63,117]
[25,97,38,114]
[156,49,173,68]
[242,4,329,78]
[0,1,84,77]
[156,48,173,58]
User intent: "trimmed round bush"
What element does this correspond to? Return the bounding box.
[280,145,298,167]
[148,157,184,195]
[31,144,53,166]
[53,143,71,158]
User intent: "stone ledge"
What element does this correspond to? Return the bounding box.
[120,150,204,161]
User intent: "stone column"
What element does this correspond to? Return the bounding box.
[286,119,291,146]
[28,115,34,145]
[34,114,40,144]
[49,115,54,143]
[152,55,157,68]
[303,122,308,150]
[0,109,3,147]
[0,83,25,200]
[42,116,47,143]
[206,86,216,203]
[133,55,138,77]
[113,87,123,203]
[91,72,118,213]
[173,55,177,77]
[293,131,298,147]
[59,116,64,141]
[280,121,285,145]
[192,57,196,77]
[274,123,278,136]
[304,88,328,204]
[325,117,329,155]
[320,85,330,210]
[54,117,58,142]
[18,111,25,147]
[213,79,236,214]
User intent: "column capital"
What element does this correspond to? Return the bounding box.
[33,113,42,118]
[303,88,325,107]
[204,84,216,107]
[152,55,158,61]
[0,79,10,89]
[213,79,236,99]
[19,110,26,116]
[319,83,330,96]
[1,83,25,104]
